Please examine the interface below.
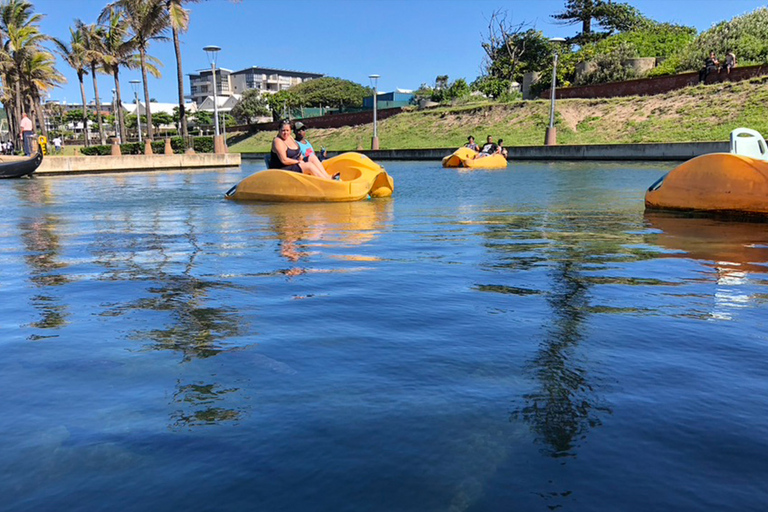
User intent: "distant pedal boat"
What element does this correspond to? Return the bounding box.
[0,151,43,179]
[225,152,394,202]
[645,128,768,215]
[442,147,507,169]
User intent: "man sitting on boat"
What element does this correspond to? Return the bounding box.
[474,135,498,159]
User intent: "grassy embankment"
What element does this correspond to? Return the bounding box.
[229,76,768,153]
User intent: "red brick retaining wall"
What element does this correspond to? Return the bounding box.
[543,64,768,100]
[233,107,405,133]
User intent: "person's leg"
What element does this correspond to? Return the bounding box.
[22,132,30,156]
[299,159,331,179]
[308,153,335,179]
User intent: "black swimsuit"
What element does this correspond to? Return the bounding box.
[270,143,302,172]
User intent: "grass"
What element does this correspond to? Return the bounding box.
[228,77,768,153]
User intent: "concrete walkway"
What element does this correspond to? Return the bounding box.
[35,153,241,175]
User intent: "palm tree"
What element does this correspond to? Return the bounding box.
[52,24,90,145]
[98,6,135,143]
[22,49,64,137]
[103,0,168,141]
[166,0,193,142]
[79,21,109,145]
[0,0,49,142]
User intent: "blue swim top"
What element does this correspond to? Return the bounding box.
[297,139,314,157]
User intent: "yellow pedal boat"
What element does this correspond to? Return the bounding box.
[442,147,507,169]
[645,129,768,216]
[226,152,394,202]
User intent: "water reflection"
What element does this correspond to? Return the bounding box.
[645,212,768,320]
[93,206,248,360]
[171,380,241,428]
[246,199,393,278]
[17,180,70,333]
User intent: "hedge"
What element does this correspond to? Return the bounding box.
[80,136,215,156]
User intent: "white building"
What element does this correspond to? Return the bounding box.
[188,66,324,106]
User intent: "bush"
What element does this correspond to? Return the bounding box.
[79,137,194,156]
[193,136,214,153]
[575,42,640,85]
[674,7,768,72]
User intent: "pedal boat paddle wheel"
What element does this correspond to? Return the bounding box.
[645,128,768,216]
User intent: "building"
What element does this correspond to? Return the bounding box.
[188,66,324,106]
[363,89,414,109]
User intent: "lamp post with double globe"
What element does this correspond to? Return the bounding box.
[203,45,221,137]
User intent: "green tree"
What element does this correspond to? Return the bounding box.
[0,0,55,141]
[103,0,168,139]
[231,89,269,125]
[552,0,648,44]
[481,11,555,93]
[151,111,173,129]
[165,0,194,141]
[81,21,108,144]
[265,89,300,120]
[191,109,212,126]
[288,77,371,109]
[445,78,470,101]
[52,24,90,145]
[98,6,137,142]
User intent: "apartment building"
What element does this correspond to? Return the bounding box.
[188,66,324,105]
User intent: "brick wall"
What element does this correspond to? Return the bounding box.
[232,107,405,133]
[542,64,768,100]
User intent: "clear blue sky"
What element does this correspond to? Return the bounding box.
[36,0,767,104]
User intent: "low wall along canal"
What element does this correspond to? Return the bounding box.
[242,141,729,163]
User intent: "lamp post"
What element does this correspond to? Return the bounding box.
[203,45,221,137]
[129,79,142,143]
[369,74,380,150]
[545,37,566,146]
[112,89,119,143]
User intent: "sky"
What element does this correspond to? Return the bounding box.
[34,0,768,105]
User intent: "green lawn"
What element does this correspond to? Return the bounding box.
[229,77,768,153]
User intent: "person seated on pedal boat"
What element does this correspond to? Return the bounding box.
[270,119,332,179]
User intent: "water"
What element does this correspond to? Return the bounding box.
[2,160,768,511]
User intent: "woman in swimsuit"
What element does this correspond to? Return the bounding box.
[270,120,332,179]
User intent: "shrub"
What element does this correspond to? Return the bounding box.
[674,7,768,72]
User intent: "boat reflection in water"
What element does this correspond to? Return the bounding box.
[644,211,768,320]
[245,199,394,278]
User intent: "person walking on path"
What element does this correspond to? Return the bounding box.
[19,113,33,156]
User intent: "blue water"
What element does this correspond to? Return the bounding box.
[2,160,768,511]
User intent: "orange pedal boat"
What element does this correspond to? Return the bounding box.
[645,128,768,216]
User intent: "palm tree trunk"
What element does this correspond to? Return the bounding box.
[14,79,22,145]
[139,47,153,140]
[78,72,89,147]
[172,25,188,141]
[91,63,106,145]
[113,68,126,143]
[34,94,47,138]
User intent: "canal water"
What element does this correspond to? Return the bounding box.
[2,160,768,511]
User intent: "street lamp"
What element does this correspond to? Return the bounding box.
[203,45,221,137]
[545,37,567,146]
[369,74,380,150]
[129,79,142,143]
[112,89,119,143]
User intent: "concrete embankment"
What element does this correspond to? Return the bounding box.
[36,153,241,176]
[243,142,728,163]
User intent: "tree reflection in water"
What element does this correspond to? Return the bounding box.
[171,381,241,428]
[17,180,70,334]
